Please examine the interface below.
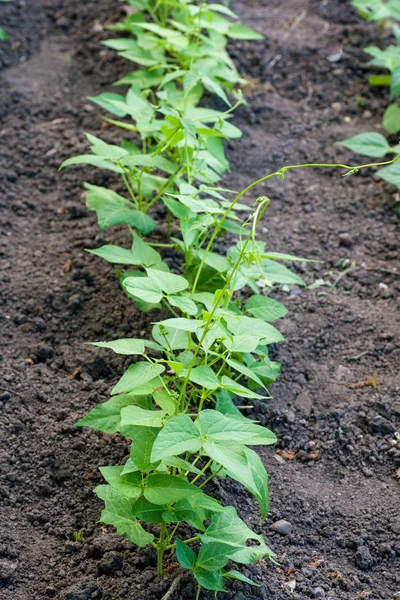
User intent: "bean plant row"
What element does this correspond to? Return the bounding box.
[62,1,398,596]
[338,0,400,195]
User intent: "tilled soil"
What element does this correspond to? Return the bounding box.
[0,1,399,599]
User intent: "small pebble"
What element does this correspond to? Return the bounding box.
[312,587,326,599]
[272,519,293,536]
[338,232,353,247]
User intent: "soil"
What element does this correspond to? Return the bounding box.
[0,0,399,599]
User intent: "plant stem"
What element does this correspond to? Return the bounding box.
[157,522,167,578]
[195,583,201,600]
[190,457,213,484]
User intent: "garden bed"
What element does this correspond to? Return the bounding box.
[0,0,399,598]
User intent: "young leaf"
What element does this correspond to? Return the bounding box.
[112,362,165,395]
[377,160,400,188]
[153,389,176,415]
[131,496,166,523]
[146,268,189,294]
[130,429,158,471]
[94,485,154,546]
[194,568,226,592]
[176,538,197,570]
[383,103,400,134]
[196,410,276,445]
[223,570,259,586]
[197,541,232,571]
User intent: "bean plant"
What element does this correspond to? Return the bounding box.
[337,0,400,194]
[62,0,398,596]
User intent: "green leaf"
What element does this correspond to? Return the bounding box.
[95,485,154,546]
[260,259,305,286]
[144,474,199,504]
[228,23,263,40]
[336,132,390,157]
[112,362,165,395]
[87,245,140,265]
[383,103,400,134]
[99,466,142,499]
[146,268,188,294]
[226,358,265,389]
[245,295,288,321]
[368,74,392,86]
[84,184,156,233]
[377,160,400,188]
[75,394,151,433]
[131,496,166,523]
[130,429,158,471]
[60,154,124,173]
[88,92,127,117]
[123,276,163,304]
[220,376,265,399]
[390,64,400,99]
[88,338,145,355]
[151,414,202,462]
[131,233,162,266]
[153,389,176,415]
[176,538,197,570]
[121,405,166,428]
[188,366,219,390]
[162,456,201,475]
[225,315,284,344]
[196,410,276,445]
[194,568,225,592]
[197,542,232,571]
[167,295,198,316]
[223,334,261,353]
[223,570,259,586]
[152,324,189,350]
[156,318,203,332]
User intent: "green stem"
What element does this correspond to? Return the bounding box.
[190,457,213,485]
[157,522,167,578]
[195,583,201,600]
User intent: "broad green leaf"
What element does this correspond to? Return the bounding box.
[153,389,176,415]
[151,414,202,462]
[99,466,142,499]
[383,103,400,134]
[88,338,145,355]
[144,474,199,504]
[176,538,197,570]
[377,160,400,188]
[131,233,162,266]
[197,249,230,273]
[87,245,140,265]
[196,410,276,445]
[123,276,163,304]
[95,485,154,546]
[223,334,261,353]
[245,295,288,322]
[131,496,165,523]
[167,295,198,316]
[121,406,166,428]
[130,429,158,471]
[188,366,219,390]
[194,568,225,592]
[336,132,390,157]
[146,268,188,294]
[260,259,305,286]
[152,324,189,350]
[197,542,232,571]
[75,394,151,433]
[112,362,165,395]
[162,456,201,474]
[84,184,156,233]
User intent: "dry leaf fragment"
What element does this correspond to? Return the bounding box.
[57,207,67,215]
[309,558,324,568]
[277,449,296,460]
[349,376,377,389]
[24,358,34,366]
[328,571,344,580]
[63,259,72,273]
[66,367,81,380]
[355,592,371,599]
[309,449,320,460]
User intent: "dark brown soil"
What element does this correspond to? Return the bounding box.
[1,1,399,599]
